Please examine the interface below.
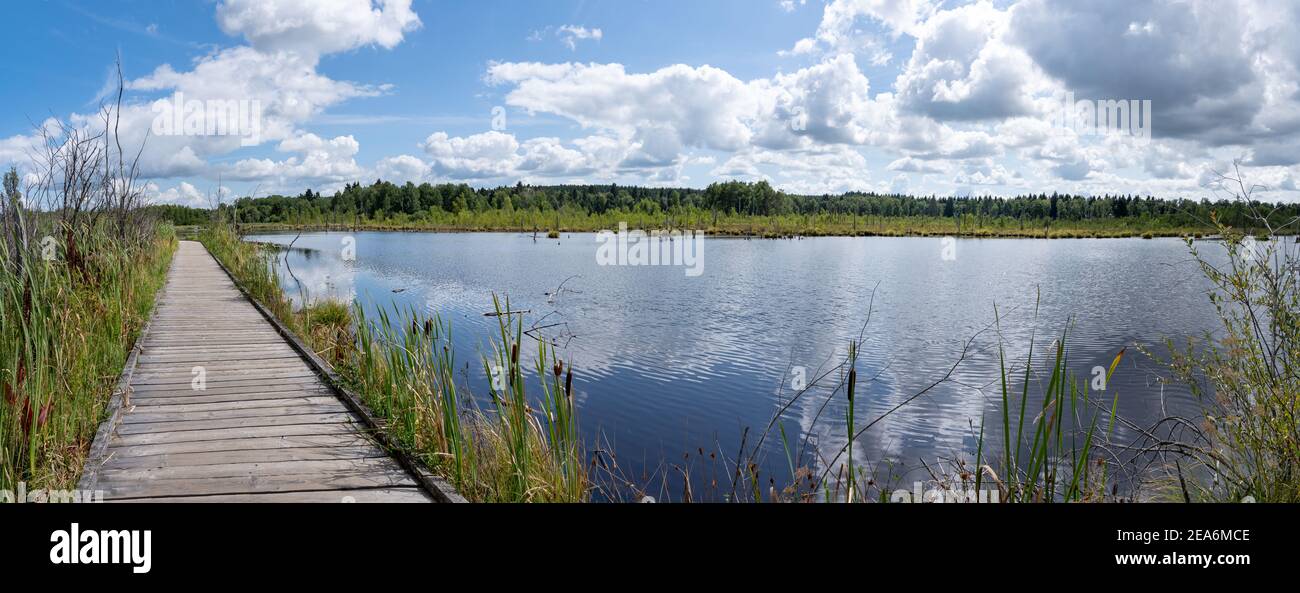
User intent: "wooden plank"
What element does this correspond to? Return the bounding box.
[135,356,305,368]
[111,422,361,447]
[106,433,375,457]
[129,395,341,412]
[97,456,405,482]
[140,340,295,349]
[121,403,348,424]
[140,340,292,348]
[136,344,296,353]
[99,445,389,471]
[108,488,433,503]
[127,380,328,398]
[130,371,320,388]
[98,467,417,498]
[132,363,311,381]
[145,324,274,330]
[145,326,276,332]
[115,412,357,435]
[137,352,303,364]
[144,336,287,343]
[147,324,279,329]
[129,384,332,401]
[143,332,285,340]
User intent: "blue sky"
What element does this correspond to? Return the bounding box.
[2,1,1299,206]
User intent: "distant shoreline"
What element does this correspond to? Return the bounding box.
[182,222,1298,241]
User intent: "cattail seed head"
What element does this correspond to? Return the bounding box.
[21,282,32,322]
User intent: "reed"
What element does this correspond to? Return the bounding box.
[736,298,1122,503]
[1,219,174,491]
[345,298,587,501]
[982,316,1119,503]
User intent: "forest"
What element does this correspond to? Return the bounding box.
[151,179,1300,236]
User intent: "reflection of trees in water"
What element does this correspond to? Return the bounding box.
[259,237,325,307]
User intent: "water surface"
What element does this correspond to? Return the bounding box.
[248,231,1225,497]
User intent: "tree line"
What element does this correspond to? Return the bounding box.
[149,179,1300,230]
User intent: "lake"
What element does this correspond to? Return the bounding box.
[246,230,1226,499]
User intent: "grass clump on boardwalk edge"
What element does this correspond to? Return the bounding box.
[201,222,588,502]
[348,298,586,502]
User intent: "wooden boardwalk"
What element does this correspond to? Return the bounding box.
[79,241,435,502]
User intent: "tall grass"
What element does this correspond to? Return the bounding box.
[201,222,588,502]
[982,319,1120,503]
[1,220,174,491]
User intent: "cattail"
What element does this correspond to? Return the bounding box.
[19,399,33,436]
[564,367,573,401]
[847,367,857,402]
[553,361,563,378]
[37,401,51,428]
[21,280,32,322]
[423,318,433,336]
